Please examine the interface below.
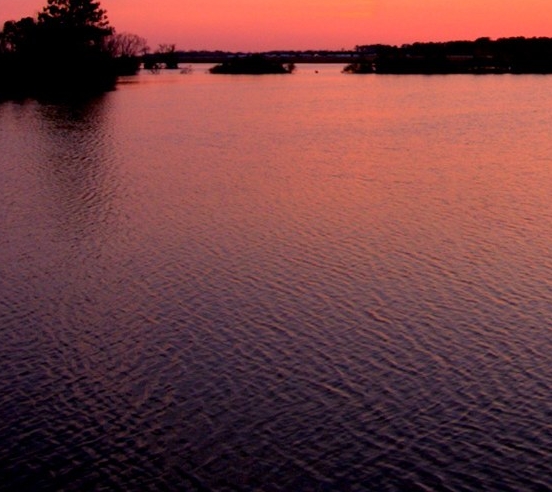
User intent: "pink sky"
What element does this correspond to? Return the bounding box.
[2,0,552,51]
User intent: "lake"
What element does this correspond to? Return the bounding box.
[1,65,552,491]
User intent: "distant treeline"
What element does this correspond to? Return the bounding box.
[347,37,552,74]
[149,50,360,65]
[147,37,552,74]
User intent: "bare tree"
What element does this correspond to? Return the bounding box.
[155,43,178,69]
[104,32,148,58]
[157,43,176,55]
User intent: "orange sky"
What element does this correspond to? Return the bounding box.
[3,0,552,51]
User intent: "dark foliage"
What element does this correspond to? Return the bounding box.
[342,62,374,74]
[350,37,552,74]
[209,54,295,74]
[156,44,179,69]
[0,0,144,99]
[104,32,148,75]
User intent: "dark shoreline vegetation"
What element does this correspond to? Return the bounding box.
[0,0,146,99]
[3,3,552,100]
[151,37,552,75]
[344,37,552,74]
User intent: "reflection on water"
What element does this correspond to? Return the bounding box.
[36,98,119,241]
[1,67,552,491]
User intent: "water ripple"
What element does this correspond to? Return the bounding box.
[2,73,552,491]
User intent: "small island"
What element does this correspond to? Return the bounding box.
[209,54,295,74]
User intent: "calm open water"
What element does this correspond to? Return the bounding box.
[1,65,552,491]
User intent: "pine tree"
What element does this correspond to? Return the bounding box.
[39,0,110,31]
[34,0,116,92]
[38,0,112,53]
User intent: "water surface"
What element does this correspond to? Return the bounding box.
[1,65,552,491]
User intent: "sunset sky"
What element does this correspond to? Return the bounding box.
[3,0,552,51]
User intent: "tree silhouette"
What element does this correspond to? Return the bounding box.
[39,0,110,30]
[156,44,179,69]
[37,0,112,55]
[0,17,38,55]
[104,32,149,75]
[0,0,124,97]
[105,33,149,58]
